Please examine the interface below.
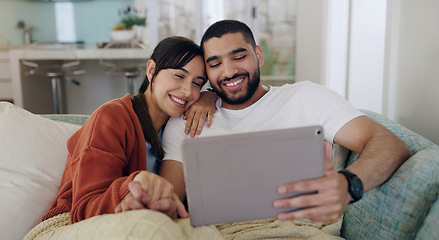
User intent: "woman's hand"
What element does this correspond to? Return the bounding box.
[183,90,217,138]
[114,171,188,219]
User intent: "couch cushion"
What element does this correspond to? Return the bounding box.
[40,114,89,126]
[0,102,81,240]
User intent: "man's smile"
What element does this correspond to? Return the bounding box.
[220,73,249,91]
[225,77,244,87]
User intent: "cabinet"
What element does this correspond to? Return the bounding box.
[0,50,13,102]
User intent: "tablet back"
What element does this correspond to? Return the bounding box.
[182,126,325,226]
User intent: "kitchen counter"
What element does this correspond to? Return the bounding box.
[0,45,25,50]
[9,44,151,60]
[9,45,152,111]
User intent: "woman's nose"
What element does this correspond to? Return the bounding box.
[180,80,192,97]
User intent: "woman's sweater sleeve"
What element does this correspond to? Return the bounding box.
[68,102,143,222]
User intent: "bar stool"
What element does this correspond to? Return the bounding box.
[99,40,147,96]
[21,41,85,114]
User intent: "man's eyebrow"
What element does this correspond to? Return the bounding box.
[206,56,219,63]
[230,47,247,55]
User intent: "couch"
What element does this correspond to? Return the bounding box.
[0,102,437,239]
[341,110,438,239]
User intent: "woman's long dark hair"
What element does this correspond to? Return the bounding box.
[132,36,204,160]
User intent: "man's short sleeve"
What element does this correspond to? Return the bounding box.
[300,82,364,142]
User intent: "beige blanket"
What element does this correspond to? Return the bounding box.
[24,210,343,240]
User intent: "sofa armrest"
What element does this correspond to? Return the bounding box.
[416,193,439,240]
[342,146,439,239]
[341,110,439,239]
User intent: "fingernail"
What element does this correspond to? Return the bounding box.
[274,201,282,208]
[278,214,287,221]
[278,186,287,194]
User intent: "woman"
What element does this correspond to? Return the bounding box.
[41,36,215,223]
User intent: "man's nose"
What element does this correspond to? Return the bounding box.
[222,60,238,79]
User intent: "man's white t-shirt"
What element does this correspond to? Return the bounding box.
[162,81,363,163]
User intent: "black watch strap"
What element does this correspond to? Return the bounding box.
[338,169,364,204]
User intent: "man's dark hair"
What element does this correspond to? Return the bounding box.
[200,19,256,51]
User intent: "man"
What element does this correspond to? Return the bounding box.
[159,20,409,222]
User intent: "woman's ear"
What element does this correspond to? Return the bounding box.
[146,59,156,81]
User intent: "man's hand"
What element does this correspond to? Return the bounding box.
[273,141,351,222]
[149,195,189,219]
[115,172,189,219]
[183,90,217,138]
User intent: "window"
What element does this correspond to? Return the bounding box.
[148,0,296,84]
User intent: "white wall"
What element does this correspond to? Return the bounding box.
[347,0,387,114]
[324,0,349,99]
[296,0,439,144]
[295,0,325,84]
[393,0,439,144]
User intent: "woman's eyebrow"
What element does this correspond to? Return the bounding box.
[196,76,206,81]
[178,68,205,81]
[178,67,189,73]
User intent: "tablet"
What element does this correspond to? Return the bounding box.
[181,125,325,226]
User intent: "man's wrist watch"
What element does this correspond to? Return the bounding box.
[338,169,364,204]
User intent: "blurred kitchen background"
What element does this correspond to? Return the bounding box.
[1,0,296,112]
[0,0,438,144]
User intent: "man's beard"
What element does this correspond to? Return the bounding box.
[213,68,260,106]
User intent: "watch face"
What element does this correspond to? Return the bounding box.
[339,170,363,203]
[351,177,364,199]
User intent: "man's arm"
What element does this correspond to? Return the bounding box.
[334,115,409,192]
[158,160,186,202]
[274,115,409,222]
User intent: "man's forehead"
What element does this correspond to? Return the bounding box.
[203,33,250,57]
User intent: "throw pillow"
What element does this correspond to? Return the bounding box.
[0,102,80,240]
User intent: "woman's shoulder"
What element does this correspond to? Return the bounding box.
[83,95,135,131]
[92,95,132,118]
[100,94,132,112]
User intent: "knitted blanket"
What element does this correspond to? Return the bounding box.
[24,210,342,240]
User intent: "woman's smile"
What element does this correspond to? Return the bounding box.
[169,94,188,108]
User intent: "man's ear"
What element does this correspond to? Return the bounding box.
[146,59,156,81]
[255,45,264,68]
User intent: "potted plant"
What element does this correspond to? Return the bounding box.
[111,5,146,42]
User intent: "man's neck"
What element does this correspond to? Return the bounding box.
[222,84,269,110]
